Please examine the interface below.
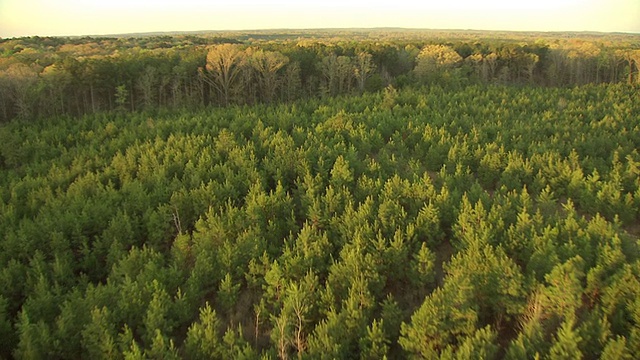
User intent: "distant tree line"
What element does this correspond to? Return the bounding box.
[0,34,639,122]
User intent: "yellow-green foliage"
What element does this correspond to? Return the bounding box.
[0,83,638,358]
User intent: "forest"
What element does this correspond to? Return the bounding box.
[0,29,640,359]
[1,29,639,122]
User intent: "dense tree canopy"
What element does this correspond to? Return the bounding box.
[0,30,638,122]
[0,30,639,358]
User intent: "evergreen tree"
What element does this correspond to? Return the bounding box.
[399,278,478,358]
[440,326,499,360]
[81,307,119,360]
[184,303,223,359]
[359,319,390,360]
[549,317,583,360]
[600,336,632,360]
[14,310,55,359]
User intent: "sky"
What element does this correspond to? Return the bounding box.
[0,0,638,38]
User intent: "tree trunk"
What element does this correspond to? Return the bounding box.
[90,83,96,113]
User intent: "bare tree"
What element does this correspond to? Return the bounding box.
[319,53,354,97]
[202,44,247,105]
[272,311,292,360]
[354,52,375,93]
[0,74,9,122]
[414,45,462,81]
[466,53,484,81]
[524,53,539,84]
[485,53,499,83]
[2,63,41,120]
[319,54,339,97]
[567,42,600,85]
[282,61,302,102]
[249,49,289,103]
[336,55,354,94]
[137,66,157,109]
[40,64,70,117]
[548,48,569,86]
[617,49,640,84]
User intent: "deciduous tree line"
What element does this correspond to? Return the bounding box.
[0,34,639,122]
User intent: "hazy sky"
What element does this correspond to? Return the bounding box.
[1,0,638,38]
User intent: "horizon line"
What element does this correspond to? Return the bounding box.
[3,27,640,40]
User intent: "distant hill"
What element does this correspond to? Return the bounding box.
[75,27,640,42]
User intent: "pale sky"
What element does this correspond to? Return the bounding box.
[0,0,638,38]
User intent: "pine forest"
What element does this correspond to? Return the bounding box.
[0,30,639,359]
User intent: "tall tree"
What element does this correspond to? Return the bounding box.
[617,49,640,84]
[354,52,375,93]
[414,44,462,83]
[2,63,41,120]
[524,53,540,84]
[136,66,158,109]
[202,44,246,105]
[319,53,354,97]
[249,49,289,103]
[282,61,302,102]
